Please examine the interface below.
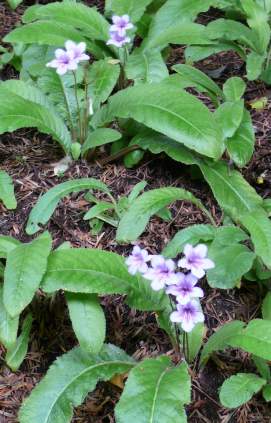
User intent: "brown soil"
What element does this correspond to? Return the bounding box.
[1,1,271,423]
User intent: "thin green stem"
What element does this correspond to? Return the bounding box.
[183,332,190,362]
[169,296,181,354]
[72,71,83,144]
[60,77,76,140]
[83,64,90,142]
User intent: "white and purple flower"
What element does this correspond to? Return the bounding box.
[65,40,89,64]
[144,255,177,291]
[110,15,133,37]
[166,272,204,304]
[46,48,78,75]
[125,246,150,275]
[170,299,204,333]
[107,31,131,48]
[178,243,215,278]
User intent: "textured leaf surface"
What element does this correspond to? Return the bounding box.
[228,319,271,360]
[223,77,246,101]
[88,59,120,110]
[214,100,244,139]
[66,293,106,353]
[82,129,121,155]
[200,321,245,366]
[0,85,72,153]
[0,286,19,349]
[0,235,20,259]
[240,208,271,269]
[19,344,135,423]
[26,178,110,235]
[3,232,52,317]
[126,49,168,84]
[92,82,223,159]
[262,292,271,320]
[110,0,153,23]
[117,188,212,242]
[115,357,190,423]
[219,373,266,408]
[6,314,32,371]
[0,170,17,209]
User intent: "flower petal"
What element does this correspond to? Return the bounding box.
[194,244,208,258]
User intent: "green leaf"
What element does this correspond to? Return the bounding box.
[199,160,262,219]
[0,285,19,349]
[263,384,271,401]
[93,81,224,160]
[223,77,246,101]
[66,293,106,354]
[246,51,266,80]
[4,21,89,48]
[252,356,271,381]
[226,110,255,167]
[130,128,196,166]
[211,226,248,246]
[110,0,153,22]
[26,178,111,235]
[185,42,246,62]
[0,170,17,209]
[125,49,169,84]
[187,323,206,363]
[207,19,257,50]
[115,357,190,423]
[3,232,52,317]
[173,64,223,101]
[200,320,245,366]
[146,0,213,44]
[83,202,114,220]
[42,249,132,295]
[145,22,212,50]
[82,128,121,156]
[228,319,271,360]
[240,208,271,269]
[0,84,72,153]
[116,187,213,242]
[262,292,271,320]
[0,235,20,259]
[219,373,266,408]
[163,224,216,258]
[128,181,147,203]
[214,100,244,139]
[207,244,255,289]
[88,59,121,110]
[126,273,169,311]
[19,344,135,423]
[6,313,33,371]
[7,0,23,9]
[22,2,109,41]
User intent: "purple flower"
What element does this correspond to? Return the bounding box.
[178,244,215,278]
[144,255,177,291]
[166,272,203,304]
[126,246,150,275]
[107,31,131,48]
[65,40,90,64]
[170,299,204,332]
[110,15,134,36]
[46,48,78,75]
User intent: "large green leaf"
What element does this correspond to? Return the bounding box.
[214,100,244,139]
[219,373,266,408]
[88,59,120,110]
[110,0,153,23]
[6,314,33,371]
[66,293,106,354]
[0,170,17,209]
[0,285,19,349]
[82,128,122,155]
[226,110,255,167]
[7,0,23,9]
[116,187,213,242]
[2,79,55,110]
[92,81,224,159]
[3,232,52,317]
[22,2,109,41]
[146,0,213,43]
[228,319,271,360]
[223,77,246,102]
[126,273,169,311]
[262,292,271,320]
[19,344,135,423]
[200,321,245,366]
[163,224,216,258]
[240,208,271,269]
[207,244,255,289]
[0,235,20,259]
[207,19,258,50]
[185,42,246,63]
[0,85,72,153]
[199,160,262,219]
[26,178,111,235]
[125,49,169,84]
[115,357,190,423]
